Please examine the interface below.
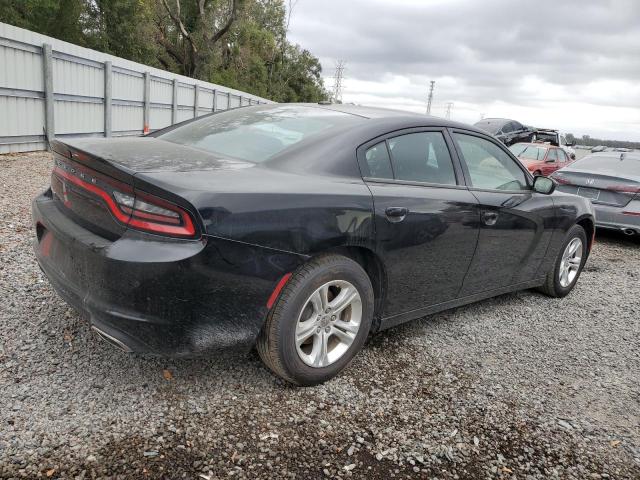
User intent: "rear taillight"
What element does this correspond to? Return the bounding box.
[551,173,570,184]
[53,166,196,238]
[605,185,640,194]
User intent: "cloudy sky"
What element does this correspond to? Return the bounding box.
[288,0,640,141]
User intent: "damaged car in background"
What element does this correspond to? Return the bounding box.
[473,118,534,146]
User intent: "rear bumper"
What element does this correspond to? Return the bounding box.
[32,191,305,356]
[592,203,640,234]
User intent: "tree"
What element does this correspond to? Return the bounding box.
[85,0,161,67]
[156,0,244,77]
[0,0,87,46]
[0,0,328,102]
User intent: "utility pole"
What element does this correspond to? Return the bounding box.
[332,60,345,103]
[426,80,435,115]
[445,102,454,119]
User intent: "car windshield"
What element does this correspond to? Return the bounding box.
[158,105,363,162]
[474,120,506,134]
[571,154,640,178]
[511,145,548,160]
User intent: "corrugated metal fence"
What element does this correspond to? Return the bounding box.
[0,22,273,154]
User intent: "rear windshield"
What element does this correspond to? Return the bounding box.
[157,105,362,162]
[510,145,548,160]
[572,154,640,178]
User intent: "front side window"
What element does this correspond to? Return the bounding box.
[453,133,529,191]
[547,149,558,163]
[362,141,393,179]
[387,132,457,185]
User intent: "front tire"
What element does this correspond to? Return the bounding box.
[257,255,374,386]
[538,224,587,297]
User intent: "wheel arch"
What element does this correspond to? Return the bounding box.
[313,246,387,332]
[576,215,595,253]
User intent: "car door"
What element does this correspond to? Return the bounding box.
[543,148,559,175]
[449,130,556,295]
[357,129,480,318]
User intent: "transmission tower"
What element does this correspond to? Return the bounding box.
[445,102,454,119]
[426,80,435,114]
[332,60,345,103]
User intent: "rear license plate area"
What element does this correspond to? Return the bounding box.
[577,187,600,201]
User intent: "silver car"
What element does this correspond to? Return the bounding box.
[552,152,640,236]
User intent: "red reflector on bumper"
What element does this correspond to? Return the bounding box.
[266,273,292,309]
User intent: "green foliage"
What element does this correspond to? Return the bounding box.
[0,0,86,45]
[0,0,328,102]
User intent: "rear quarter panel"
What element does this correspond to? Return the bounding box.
[536,190,595,277]
[135,166,376,256]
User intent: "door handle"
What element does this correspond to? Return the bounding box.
[385,207,409,223]
[482,210,499,226]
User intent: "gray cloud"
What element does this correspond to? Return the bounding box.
[288,0,640,139]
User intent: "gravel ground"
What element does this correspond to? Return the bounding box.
[1,152,639,480]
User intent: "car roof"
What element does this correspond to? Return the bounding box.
[474,118,511,125]
[297,102,483,132]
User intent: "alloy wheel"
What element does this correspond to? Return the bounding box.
[295,280,362,368]
[559,237,583,288]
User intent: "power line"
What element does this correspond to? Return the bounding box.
[426,80,435,115]
[331,60,345,103]
[445,102,454,119]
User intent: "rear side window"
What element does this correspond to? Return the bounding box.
[387,132,457,185]
[557,149,568,163]
[453,133,529,191]
[362,142,393,179]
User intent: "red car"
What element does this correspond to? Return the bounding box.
[509,142,573,176]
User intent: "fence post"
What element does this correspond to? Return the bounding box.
[227,91,231,110]
[193,84,199,118]
[104,61,112,137]
[212,89,217,112]
[143,72,150,134]
[172,79,178,124]
[42,43,55,147]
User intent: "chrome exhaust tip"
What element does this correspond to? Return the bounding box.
[91,326,132,352]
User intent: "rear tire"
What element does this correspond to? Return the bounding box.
[533,170,542,176]
[538,224,587,297]
[257,254,374,386]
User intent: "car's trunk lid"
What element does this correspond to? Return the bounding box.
[49,138,247,239]
[553,170,639,207]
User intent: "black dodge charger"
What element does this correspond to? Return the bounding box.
[33,104,595,385]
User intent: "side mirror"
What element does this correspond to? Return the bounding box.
[533,176,556,194]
